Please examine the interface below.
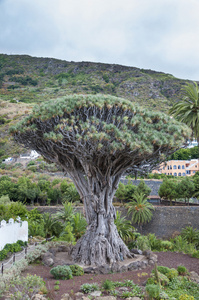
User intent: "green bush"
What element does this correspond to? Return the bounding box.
[102,279,115,291]
[50,265,73,280]
[80,283,100,294]
[145,284,161,299]
[0,240,27,261]
[156,266,170,275]
[69,264,84,276]
[177,265,188,275]
[166,268,178,280]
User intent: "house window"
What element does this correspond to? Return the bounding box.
[178,165,181,169]
[173,165,177,169]
[178,172,181,176]
[182,173,186,176]
[193,171,196,174]
[170,173,172,175]
[186,170,190,174]
[174,173,177,176]
[195,165,197,168]
[167,166,169,170]
[182,165,185,169]
[170,166,172,169]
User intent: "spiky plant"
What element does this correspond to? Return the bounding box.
[126,191,155,232]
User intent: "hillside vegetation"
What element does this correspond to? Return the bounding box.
[0,53,195,159]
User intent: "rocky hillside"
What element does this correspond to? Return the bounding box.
[0,53,195,159]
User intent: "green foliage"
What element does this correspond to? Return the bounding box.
[181,226,199,246]
[126,191,155,230]
[158,178,178,205]
[136,235,151,251]
[80,283,100,294]
[115,181,136,202]
[101,279,115,291]
[177,265,188,275]
[145,284,161,299]
[55,202,75,223]
[0,194,10,205]
[0,240,27,261]
[114,211,134,242]
[69,265,84,276]
[8,274,45,300]
[169,81,199,143]
[0,202,28,222]
[71,212,87,240]
[43,213,63,238]
[177,177,195,204]
[50,265,73,280]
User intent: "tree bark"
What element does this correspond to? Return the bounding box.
[70,171,132,266]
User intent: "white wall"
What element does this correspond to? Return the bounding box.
[0,218,28,250]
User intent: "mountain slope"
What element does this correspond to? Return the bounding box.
[0,53,195,159]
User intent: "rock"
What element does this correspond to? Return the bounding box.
[150,253,158,263]
[75,292,84,299]
[97,297,116,300]
[119,265,127,272]
[119,287,128,291]
[111,262,120,273]
[130,249,142,255]
[148,259,155,265]
[60,293,73,300]
[33,295,47,300]
[41,252,54,266]
[190,271,199,283]
[128,262,138,271]
[48,247,58,256]
[58,245,70,252]
[84,267,95,274]
[98,264,111,274]
[143,250,152,259]
[90,291,101,297]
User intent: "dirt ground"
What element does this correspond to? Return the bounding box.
[20,251,199,300]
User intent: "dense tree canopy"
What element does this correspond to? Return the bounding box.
[10,94,190,265]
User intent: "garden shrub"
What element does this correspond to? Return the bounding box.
[177,265,188,275]
[0,240,27,261]
[102,279,115,291]
[8,274,45,299]
[50,265,73,280]
[179,295,195,300]
[166,268,179,280]
[80,283,100,294]
[145,284,161,299]
[155,266,171,275]
[69,264,84,276]
[136,235,151,251]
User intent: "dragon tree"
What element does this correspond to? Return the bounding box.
[10,94,190,266]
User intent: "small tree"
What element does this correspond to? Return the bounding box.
[158,178,178,205]
[177,177,195,205]
[10,94,190,265]
[125,191,155,232]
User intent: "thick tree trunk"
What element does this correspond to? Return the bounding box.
[70,171,132,266]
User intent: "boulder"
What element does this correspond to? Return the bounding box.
[41,252,54,267]
[98,264,111,274]
[128,261,138,271]
[189,271,199,283]
[60,293,73,300]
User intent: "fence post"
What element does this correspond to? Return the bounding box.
[13,253,15,264]
[25,247,27,259]
[1,263,3,275]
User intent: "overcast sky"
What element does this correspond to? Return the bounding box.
[0,0,199,80]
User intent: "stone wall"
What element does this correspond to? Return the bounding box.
[28,205,199,239]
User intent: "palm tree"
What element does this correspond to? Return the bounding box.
[169,81,199,150]
[125,191,155,233]
[43,213,63,238]
[55,202,75,223]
